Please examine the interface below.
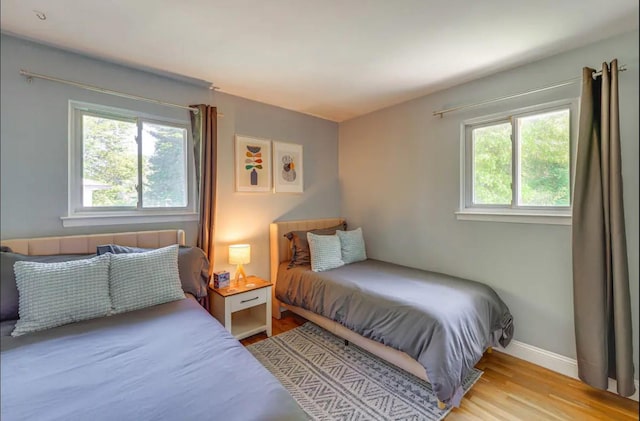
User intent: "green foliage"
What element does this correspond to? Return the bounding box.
[83,116,137,207]
[519,110,570,206]
[472,109,570,207]
[83,116,188,208]
[473,123,512,205]
[143,124,187,207]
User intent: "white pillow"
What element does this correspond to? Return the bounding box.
[337,228,367,264]
[109,244,185,314]
[307,232,344,272]
[12,254,112,336]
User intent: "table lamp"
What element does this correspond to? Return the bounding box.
[229,244,251,284]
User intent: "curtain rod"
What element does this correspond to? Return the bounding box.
[19,69,225,117]
[432,64,628,118]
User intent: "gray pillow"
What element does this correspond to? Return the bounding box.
[96,244,209,298]
[1,252,96,321]
[1,320,17,337]
[12,254,112,336]
[109,245,185,314]
[284,222,347,268]
[307,232,345,272]
[337,228,367,264]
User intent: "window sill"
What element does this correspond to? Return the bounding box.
[61,212,199,228]
[455,209,571,225]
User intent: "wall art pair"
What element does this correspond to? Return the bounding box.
[234,135,303,193]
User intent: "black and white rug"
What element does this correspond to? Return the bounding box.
[247,322,482,421]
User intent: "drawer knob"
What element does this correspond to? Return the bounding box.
[240,296,259,304]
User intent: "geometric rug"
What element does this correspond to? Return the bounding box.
[247,322,482,421]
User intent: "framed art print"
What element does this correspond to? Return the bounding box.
[235,135,271,192]
[273,141,303,193]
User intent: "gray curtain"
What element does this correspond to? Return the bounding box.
[572,59,635,396]
[189,105,217,276]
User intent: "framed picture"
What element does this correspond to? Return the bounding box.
[235,135,272,192]
[273,142,303,193]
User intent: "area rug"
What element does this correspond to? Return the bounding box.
[247,322,482,421]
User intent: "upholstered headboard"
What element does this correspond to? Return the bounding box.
[0,230,186,256]
[269,218,345,317]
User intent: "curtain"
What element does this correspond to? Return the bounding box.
[572,59,635,396]
[190,104,217,276]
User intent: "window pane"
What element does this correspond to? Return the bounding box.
[82,115,138,207]
[142,122,188,208]
[518,109,570,206]
[472,123,512,205]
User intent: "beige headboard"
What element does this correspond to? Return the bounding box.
[1,230,186,256]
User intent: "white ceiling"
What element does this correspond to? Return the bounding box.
[1,0,638,122]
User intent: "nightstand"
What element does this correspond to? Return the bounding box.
[208,276,272,340]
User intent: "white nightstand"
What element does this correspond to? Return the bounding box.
[208,276,272,340]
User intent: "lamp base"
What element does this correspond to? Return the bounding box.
[234,264,248,286]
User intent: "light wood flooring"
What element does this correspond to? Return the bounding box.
[242,311,639,421]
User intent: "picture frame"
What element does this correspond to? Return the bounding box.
[273,141,303,193]
[235,135,272,192]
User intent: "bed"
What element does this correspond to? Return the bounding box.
[1,230,306,421]
[270,218,514,408]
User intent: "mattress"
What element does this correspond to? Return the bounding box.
[1,298,306,421]
[275,259,514,406]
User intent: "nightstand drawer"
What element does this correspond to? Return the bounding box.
[229,288,267,312]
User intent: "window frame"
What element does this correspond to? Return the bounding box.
[64,101,198,227]
[458,98,578,225]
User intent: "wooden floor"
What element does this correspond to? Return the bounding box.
[242,312,639,421]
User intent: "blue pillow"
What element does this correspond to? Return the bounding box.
[1,251,96,322]
[97,244,209,298]
[12,254,112,336]
[109,245,185,314]
[307,233,345,272]
[337,228,367,264]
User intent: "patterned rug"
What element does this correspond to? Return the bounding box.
[247,322,482,421]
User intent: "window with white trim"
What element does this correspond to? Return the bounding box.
[458,100,577,224]
[65,101,197,227]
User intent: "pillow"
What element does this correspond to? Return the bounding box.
[337,228,367,264]
[1,320,17,337]
[307,232,344,272]
[97,244,210,298]
[11,254,111,336]
[96,244,147,255]
[109,245,185,314]
[284,222,347,267]
[1,252,96,321]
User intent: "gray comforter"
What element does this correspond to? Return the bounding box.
[1,298,306,421]
[276,259,514,406]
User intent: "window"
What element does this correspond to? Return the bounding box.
[458,100,577,225]
[64,101,197,227]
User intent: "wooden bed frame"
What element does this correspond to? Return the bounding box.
[269,218,455,409]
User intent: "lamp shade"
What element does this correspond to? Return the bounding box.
[229,244,251,265]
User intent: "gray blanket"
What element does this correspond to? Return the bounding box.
[275,259,513,406]
[1,298,306,421]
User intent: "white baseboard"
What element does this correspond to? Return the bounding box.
[497,339,639,402]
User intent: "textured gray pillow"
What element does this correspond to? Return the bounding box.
[284,222,347,268]
[337,228,367,264]
[307,232,345,272]
[109,245,185,314]
[12,254,112,336]
[1,252,96,321]
[96,244,210,298]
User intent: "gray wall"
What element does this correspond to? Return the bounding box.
[339,30,639,378]
[0,34,340,280]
